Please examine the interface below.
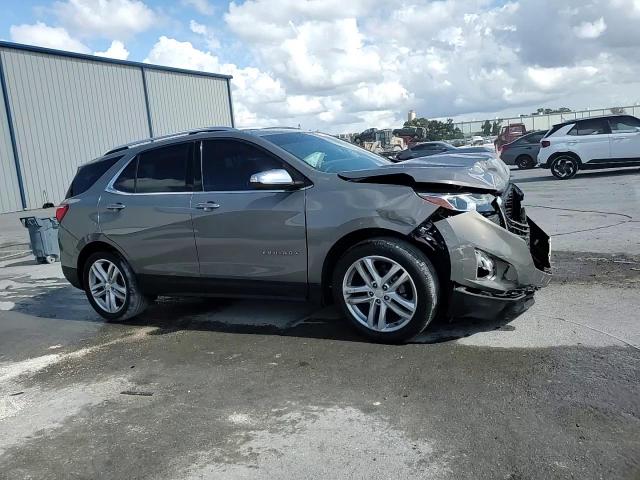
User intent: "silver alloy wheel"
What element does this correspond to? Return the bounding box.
[551,157,577,178]
[88,259,127,314]
[342,255,418,333]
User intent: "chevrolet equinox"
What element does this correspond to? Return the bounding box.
[57,128,551,342]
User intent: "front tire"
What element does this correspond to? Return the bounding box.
[332,238,439,343]
[550,155,579,179]
[83,251,149,321]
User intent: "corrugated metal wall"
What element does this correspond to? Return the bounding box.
[0,80,22,213]
[0,48,150,210]
[145,69,232,137]
[0,43,233,213]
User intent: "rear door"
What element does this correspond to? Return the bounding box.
[191,139,308,297]
[98,142,199,277]
[608,116,640,161]
[519,131,545,155]
[566,118,611,163]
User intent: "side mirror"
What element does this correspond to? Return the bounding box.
[249,169,302,190]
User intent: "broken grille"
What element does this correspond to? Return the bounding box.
[498,184,530,242]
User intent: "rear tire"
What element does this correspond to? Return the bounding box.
[332,238,439,343]
[550,155,579,179]
[515,155,534,169]
[83,251,149,321]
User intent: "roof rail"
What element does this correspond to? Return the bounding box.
[256,126,301,130]
[103,126,237,155]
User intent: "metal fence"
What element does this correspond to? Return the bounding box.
[453,105,640,136]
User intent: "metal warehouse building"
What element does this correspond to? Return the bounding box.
[0,41,234,214]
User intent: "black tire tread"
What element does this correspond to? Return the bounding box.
[332,237,439,343]
[550,155,580,180]
[83,251,149,322]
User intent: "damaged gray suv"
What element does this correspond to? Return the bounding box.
[57,128,551,342]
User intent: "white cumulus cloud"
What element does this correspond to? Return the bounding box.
[189,20,220,50]
[94,40,130,60]
[9,22,90,53]
[573,17,607,39]
[53,0,157,39]
[182,0,214,15]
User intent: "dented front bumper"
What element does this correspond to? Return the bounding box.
[434,211,551,320]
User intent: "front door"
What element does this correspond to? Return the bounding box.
[191,139,308,298]
[98,142,199,278]
[608,116,640,161]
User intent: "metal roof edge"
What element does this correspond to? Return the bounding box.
[0,40,233,80]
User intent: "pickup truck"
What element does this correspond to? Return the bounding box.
[494,124,527,151]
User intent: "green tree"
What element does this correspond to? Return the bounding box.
[403,117,463,141]
[491,119,502,136]
[481,120,492,135]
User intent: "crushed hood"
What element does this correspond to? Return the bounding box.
[339,153,511,193]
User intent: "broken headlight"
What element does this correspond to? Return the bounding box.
[418,192,495,213]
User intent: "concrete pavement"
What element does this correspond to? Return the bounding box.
[0,167,639,479]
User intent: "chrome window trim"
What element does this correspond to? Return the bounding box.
[192,185,312,195]
[105,143,195,196]
[105,138,313,196]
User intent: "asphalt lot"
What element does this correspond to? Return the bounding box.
[1,166,639,479]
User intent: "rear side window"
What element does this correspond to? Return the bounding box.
[66,155,122,198]
[201,140,288,191]
[569,118,610,136]
[524,132,545,143]
[412,143,430,151]
[136,143,193,193]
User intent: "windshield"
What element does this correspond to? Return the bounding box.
[264,132,390,173]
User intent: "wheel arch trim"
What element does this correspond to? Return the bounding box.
[319,225,451,304]
[75,235,134,288]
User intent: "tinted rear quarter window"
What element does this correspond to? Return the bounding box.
[544,124,568,138]
[136,143,193,193]
[113,157,137,193]
[66,155,122,198]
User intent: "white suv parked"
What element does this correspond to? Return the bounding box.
[537,115,640,179]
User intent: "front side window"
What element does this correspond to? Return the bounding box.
[609,116,640,133]
[135,143,192,193]
[570,119,610,136]
[265,132,390,173]
[201,140,288,191]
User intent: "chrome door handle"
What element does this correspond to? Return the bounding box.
[567,141,577,145]
[195,201,220,211]
[106,203,126,211]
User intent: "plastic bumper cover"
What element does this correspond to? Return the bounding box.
[434,211,551,319]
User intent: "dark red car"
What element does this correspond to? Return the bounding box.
[495,123,527,151]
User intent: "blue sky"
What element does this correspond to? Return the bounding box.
[2,0,640,132]
[1,0,244,65]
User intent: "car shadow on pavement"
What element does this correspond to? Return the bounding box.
[5,283,518,345]
[513,167,640,184]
